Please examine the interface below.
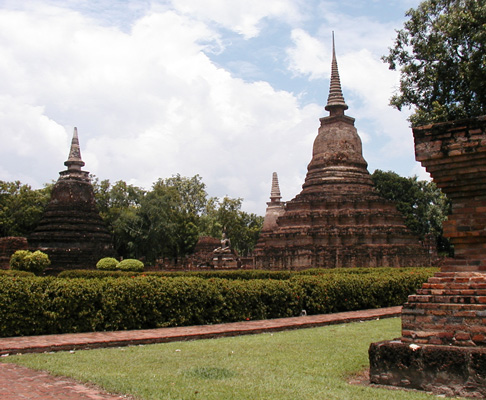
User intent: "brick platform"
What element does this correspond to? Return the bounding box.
[370,116,486,398]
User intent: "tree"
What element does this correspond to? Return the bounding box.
[91,176,145,259]
[383,0,486,126]
[0,181,52,237]
[371,170,452,255]
[199,196,264,256]
[90,175,264,262]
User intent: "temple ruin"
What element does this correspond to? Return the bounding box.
[29,128,115,272]
[369,116,486,398]
[261,172,285,233]
[253,37,430,270]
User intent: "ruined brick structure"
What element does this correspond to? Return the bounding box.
[253,38,430,270]
[29,128,115,272]
[261,172,285,233]
[0,237,28,269]
[369,116,486,398]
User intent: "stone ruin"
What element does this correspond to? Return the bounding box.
[210,232,241,269]
[369,116,486,398]
[261,172,286,233]
[0,237,28,269]
[253,38,430,270]
[28,128,115,272]
[159,234,242,270]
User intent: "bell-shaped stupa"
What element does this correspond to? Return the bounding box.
[29,128,115,272]
[254,36,430,269]
[261,172,286,232]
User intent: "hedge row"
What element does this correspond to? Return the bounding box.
[57,269,296,280]
[0,270,35,277]
[0,268,436,337]
[57,267,435,281]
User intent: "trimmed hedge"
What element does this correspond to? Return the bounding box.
[58,269,295,280]
[0,270,35,277]
[96,257,119,271]
[57,267,432,280]
[117,259,144,272]
[0,267,437,337]
[10,250,50,275]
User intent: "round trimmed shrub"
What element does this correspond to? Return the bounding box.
[96,257,120,271]
[10,250,50,275]
[9,250,31,270]
[117,259,144,272]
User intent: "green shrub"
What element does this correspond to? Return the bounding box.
[117,259,144,272]
[10,250,50,275]
[58,269,138,279]
[96,257,120,271]
[9,250,31,270]
[0,276,50,336]
[0,269,35,277]
[0,267,437,337]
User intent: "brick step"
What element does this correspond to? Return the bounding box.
[408,294,486,304]
[415,287,486,295]
[419,282,486,288]
[402,303,486,314]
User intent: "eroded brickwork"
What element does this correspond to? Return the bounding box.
[29,128,115,272]
[0,237,28,269]
[370,116,486,398]
[254,40,429,270]
[401,117,486,346]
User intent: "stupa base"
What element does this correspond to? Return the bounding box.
[369,340,486,398]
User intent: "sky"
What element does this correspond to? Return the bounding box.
[0,0,426,215]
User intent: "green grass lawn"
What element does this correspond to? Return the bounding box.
[2,318,464,400]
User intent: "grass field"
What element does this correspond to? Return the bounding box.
[2,318,465,400]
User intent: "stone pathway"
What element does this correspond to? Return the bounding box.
[0,306,401,399]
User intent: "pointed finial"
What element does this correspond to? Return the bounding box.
[64,127,85,171]
[325,32,348,115]
[270,172,282,203]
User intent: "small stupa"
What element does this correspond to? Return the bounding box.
[253,35,430,270]
[29,128,115,271]
[261,172,286,232]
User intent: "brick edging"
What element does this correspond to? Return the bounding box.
[0,306,401,355]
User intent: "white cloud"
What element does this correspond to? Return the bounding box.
[0,3,320,214]
[0,0,429,217]
[169,0,302,39]
[286,29,330,80]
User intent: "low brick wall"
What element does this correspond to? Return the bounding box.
[0,237,28,269]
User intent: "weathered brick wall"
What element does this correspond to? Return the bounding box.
[401,116,486,346]
[414,116,486,271]
[0,237,28,269]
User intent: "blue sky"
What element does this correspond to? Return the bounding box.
[0,0,424,215]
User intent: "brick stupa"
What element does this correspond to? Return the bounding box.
[261,172,285,233]
[369,116,486,398]
[253,37,430,270]
[29,128,115,272]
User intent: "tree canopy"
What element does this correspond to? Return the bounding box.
[371,170,452,255]
[0,181,52,237]
[91,174,263,263]
[383,0,486,126]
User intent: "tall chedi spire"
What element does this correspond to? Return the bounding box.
[65,127,85,171]
[301,33,371,195]
[29,127,115,272]
[253,33,430,270]
[325,32,348,115]
[269,172,282,202]
[261,172,285,232]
